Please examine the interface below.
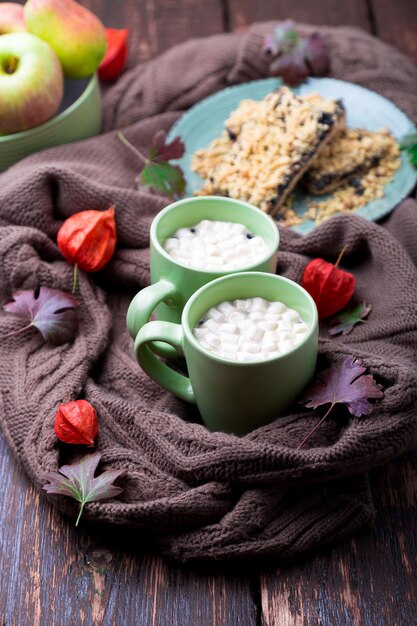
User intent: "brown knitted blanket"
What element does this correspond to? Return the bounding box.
[1,23,417,561]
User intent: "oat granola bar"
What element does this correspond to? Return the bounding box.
[282,134,401,228]
[303,128,398,194]
[191,87,345,215]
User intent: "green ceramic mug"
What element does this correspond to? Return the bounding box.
[133,272,318,435]
[126,196,279,356]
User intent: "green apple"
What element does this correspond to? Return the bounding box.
[0,3,27,34]
[0,32,63,134]
[24,0,107,79]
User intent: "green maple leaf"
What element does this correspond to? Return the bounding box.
[43,452,124,526]
[140,161,185,197]
[118,130,186,198]
[400,132,417,168]
[328,302,372,336]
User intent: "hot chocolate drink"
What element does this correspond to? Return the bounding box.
[193,297,308,362]
[163,219,268,271]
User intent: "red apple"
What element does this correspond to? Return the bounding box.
[0,3,27,34]
[0,33,64,134]
[24,0,107,79]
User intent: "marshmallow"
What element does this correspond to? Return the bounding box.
[163,219,268,271]
[193,297,307,362]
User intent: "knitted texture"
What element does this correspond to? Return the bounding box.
[1,24,417,561]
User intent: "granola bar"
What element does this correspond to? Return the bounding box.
[303,128,398,194]
[191,87,345,215]
[281,135,401,228]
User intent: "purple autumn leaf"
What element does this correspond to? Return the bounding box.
[270,47,309,87]
[43,452,124,526]
[301,355,383,417]
[297,356,383,449]
[3,286,78,345]
[304,32,329,76]
[263,21,329,86]
[263,20,298,56]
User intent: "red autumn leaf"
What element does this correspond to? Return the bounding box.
[297,355,383,448]
[149,130,185,162]
[302,254,356,320]
[98,28,128,81]
[57,207,117,273]
[54,400,99,446]
[43,452,124,526]
[2,286,78,345]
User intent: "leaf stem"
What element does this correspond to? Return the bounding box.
[0,323,32,340]
[334,245,348,269]
[297,403,335,450]
[75,501,85,527]
[118,132,148,165]
[72,264,78,295]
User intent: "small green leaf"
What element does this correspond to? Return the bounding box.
[400,132,417,149]
[43,452,124,526]
[140,161,186,197]
[400,132,417,168]
[407,146,417,167]
[118,131,186,198]
[328,302,372,336]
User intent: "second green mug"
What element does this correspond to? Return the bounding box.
[133,272,318,435]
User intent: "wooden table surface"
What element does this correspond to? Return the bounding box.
[1,2,417,625]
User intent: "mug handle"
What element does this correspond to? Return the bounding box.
[127,279,180,358]
[127,279,178,338]
[134,321,196,404]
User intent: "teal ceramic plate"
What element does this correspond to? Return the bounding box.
[167,78,417,234]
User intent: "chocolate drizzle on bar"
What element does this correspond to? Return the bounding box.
[303,128,396,195]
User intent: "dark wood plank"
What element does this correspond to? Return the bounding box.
[0,432,257,626]
[227,0,372,32]
[82,0,225,66]
[260,448,417,626]
[13,0,225,66]
[370,0,417,67]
